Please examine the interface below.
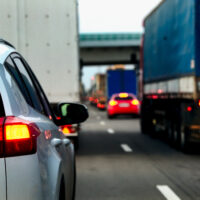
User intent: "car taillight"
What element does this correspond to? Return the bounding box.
[0,117,4,157]
[94,99,98,104]
[198,100,200,107]
[98,103,105,108]
[131,99,139,105]
[187,106,192,112]
[60,125,76,135]
[0,116,40,157]
[109,100,118,106]
[97,103,101,108]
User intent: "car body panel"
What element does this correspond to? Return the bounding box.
[0,159,6,200]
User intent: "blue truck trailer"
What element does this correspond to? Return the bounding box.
[107,69,137,100]
[140,0,200,152]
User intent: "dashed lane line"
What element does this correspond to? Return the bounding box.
[100,121,105,126]
[121,144,133,152]
[157,185,181,200]
[107,128,115,134]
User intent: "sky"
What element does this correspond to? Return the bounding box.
[78,0,162,91]
[78,0,162,33]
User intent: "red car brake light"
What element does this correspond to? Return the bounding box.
[131,99,139,106]
[109,100,118,106]
[1,116,40,157]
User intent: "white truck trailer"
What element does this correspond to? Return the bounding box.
[0,0,80,103]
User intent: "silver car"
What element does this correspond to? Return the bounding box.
[0,40,88,200]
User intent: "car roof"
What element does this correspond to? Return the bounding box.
[0,39,16,64]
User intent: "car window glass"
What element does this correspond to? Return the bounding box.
[13,58,44,113]
[22,59,53,118]
[0,68,29,116]
[4,57,32,106]
[115,96,133,100]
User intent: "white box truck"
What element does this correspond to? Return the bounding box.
[0,0,80,103]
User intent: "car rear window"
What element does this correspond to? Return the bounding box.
[4,57,32,106]
[115,96,133,100]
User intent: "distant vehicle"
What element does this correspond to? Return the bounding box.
[107,69,137,100]
[140,0,200,152]
[52,105,81,149]
[97,97,107,110]
[60,124,80,149]
[0,39,88,200]
[107,93,140,118]
[89,96,98,105]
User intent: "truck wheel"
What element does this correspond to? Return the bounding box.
[167,121,173,145]
[140,118,147,134]
[73,137,79,150]
[141,118,156,136]
[180,128,190,153]
[172,124,179,148]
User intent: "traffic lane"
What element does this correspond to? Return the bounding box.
[76,106,200,200]
[105,117,200,199]
[76,132,192,200]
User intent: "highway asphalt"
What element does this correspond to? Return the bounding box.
[75,104,200,200]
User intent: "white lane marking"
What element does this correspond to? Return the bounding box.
[107,128,115,134]
[121,144,132,152]
[100,121,105,126]
[157,185,181,200]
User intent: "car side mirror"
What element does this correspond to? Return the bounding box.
[57,103,89,125]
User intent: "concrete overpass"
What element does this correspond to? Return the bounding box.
[79,33,142,66]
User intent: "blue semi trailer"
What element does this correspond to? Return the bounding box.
[107,69,137,100]
[140,0,200,152]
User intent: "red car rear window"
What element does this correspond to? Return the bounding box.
[115,96,133,101]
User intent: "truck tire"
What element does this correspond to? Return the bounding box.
[140,118,147,134]
[179,127,190,153]
[141,117,156,137]
[167,121,173,144]
[73,137,79,150]
[171,123,179,148]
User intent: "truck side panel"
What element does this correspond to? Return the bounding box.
[144,0,195,83]
[0,0,79,102]
[195,0,200,77]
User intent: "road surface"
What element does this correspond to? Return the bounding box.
[76,104,200,200]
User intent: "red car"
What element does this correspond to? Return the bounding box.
[107,93,140,118]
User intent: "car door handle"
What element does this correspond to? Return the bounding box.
[51,138,62,147]
[62,138,71,147]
